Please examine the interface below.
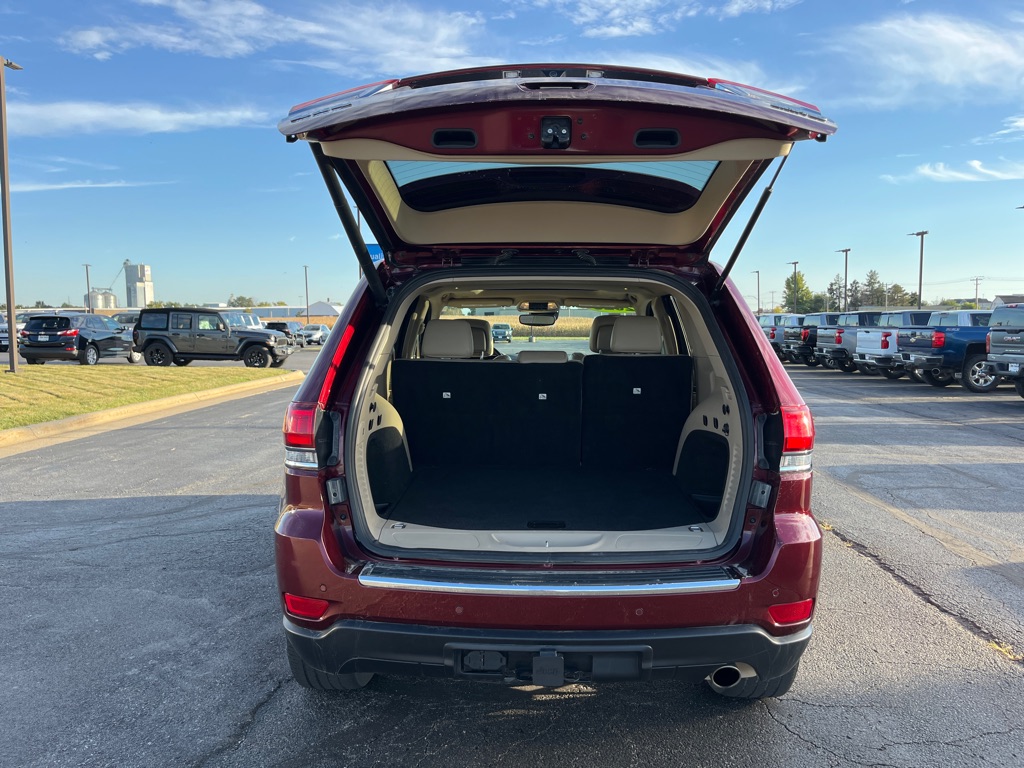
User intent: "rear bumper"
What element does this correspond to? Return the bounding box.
[815,347,847,360]
[903,353,944,369]
[284,616,812,684]
[20,347,79,361]
[859,353,899,367]
[986,359,1023,378]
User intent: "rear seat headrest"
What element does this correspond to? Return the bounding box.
[517,350,568,363]
[422,319,476,359]
[463,318,494,358]
[589,315,618,353]
[609,316,663,354]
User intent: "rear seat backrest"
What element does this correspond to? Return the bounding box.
[581,316,692,470]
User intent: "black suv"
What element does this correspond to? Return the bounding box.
[133,307,294,367]
[265,321,307,347]
[19,313,138,365]
[986,304,1024,399]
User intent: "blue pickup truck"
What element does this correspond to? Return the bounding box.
[897,310,994,391]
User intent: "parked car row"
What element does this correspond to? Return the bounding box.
[4,310,335,366]
[758,305,1024,399]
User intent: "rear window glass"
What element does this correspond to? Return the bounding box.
[387,160,719,214]
[26,316,71,331]
[140,313,169,330]
[990,307,1024,327]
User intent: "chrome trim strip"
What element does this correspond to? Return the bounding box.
[357,569,740,597]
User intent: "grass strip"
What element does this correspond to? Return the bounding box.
[0,367,292,430]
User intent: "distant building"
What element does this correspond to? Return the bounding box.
[85,289,118,309]
[993,294,1024,308]
[306,301,345,317]
[125,261,154,307]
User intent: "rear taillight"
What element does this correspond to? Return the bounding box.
[57,328,80,337]
[801,328,810,342]
[283,593,329,620]
[834,328,843,344]
[986,332,991,354]
[318,324,355,408]
[932,331,946,349]
[769,327,777,340]
[19,330,28,338]
[283,401,317,469]
[780,404,814,472]
[768,598,815,625]
[880,331,891,350]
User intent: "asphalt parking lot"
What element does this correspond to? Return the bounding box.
[1,358,1022,767]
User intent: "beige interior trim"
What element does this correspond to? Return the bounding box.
[321,138,792,247]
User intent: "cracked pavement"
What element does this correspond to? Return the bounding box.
[1,372,1023,767]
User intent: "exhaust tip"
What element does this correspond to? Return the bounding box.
[710,665,743,689]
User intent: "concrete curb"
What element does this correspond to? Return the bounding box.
[0,369,305,448]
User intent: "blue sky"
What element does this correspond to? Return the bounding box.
[2,0,1024,309]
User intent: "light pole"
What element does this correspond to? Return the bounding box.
[83,264,92,313]
[2,55,22,374]
[907,231,928,310]
[787,261,799,312]
[751,270,761,313]
[303,264,310,322]
[835,248,850,311]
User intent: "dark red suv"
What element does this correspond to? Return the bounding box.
[275,64,834,698]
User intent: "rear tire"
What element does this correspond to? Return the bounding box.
[880,368,905,380]
[709,663,800,700]
[838,359,857,373]
[79,344,99,366]
[144,342,173,366]
[921,369,954,387]
[243,346,271,368]
[173,357,193,366]
[287,642,374,691]
[26,358,45,365]
[908,369,925,383]
[803,355,820,367]
[127,350,142,364]
[960,354,998,393]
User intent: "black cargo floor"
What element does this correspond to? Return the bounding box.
[383,467,706,531]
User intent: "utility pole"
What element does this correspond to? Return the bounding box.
[835,248,851,312]
[908,231,928,310]
[787,261,799,312]
[2,55,22,374]
[752,270,760,313]
[769,290,776,311]
[83,264,92,313]
[972,276,983,308]
[303,264,310,321]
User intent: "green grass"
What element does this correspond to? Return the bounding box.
[0,366,293,430]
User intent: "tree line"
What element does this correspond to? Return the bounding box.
[782,269,921,313]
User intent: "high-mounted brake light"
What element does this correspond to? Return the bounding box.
[932,331,946,349]
[317,324,355,408]
[880,331,891,350]
[283,593,330,620]
[768,598,814,625]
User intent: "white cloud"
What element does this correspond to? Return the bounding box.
[827,13,1024,109]
[882,159,1024,184]
[600,51,805,97]
[972,115,1024,145]
[714,0,802,19]
[6,100,269,136]
[11,180,173,193]
[61,0,492,75]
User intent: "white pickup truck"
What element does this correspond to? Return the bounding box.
[854,310,932,378]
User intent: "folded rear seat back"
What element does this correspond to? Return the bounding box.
[581,317,693,471]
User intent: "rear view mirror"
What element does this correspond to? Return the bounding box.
[519,312,558,327]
